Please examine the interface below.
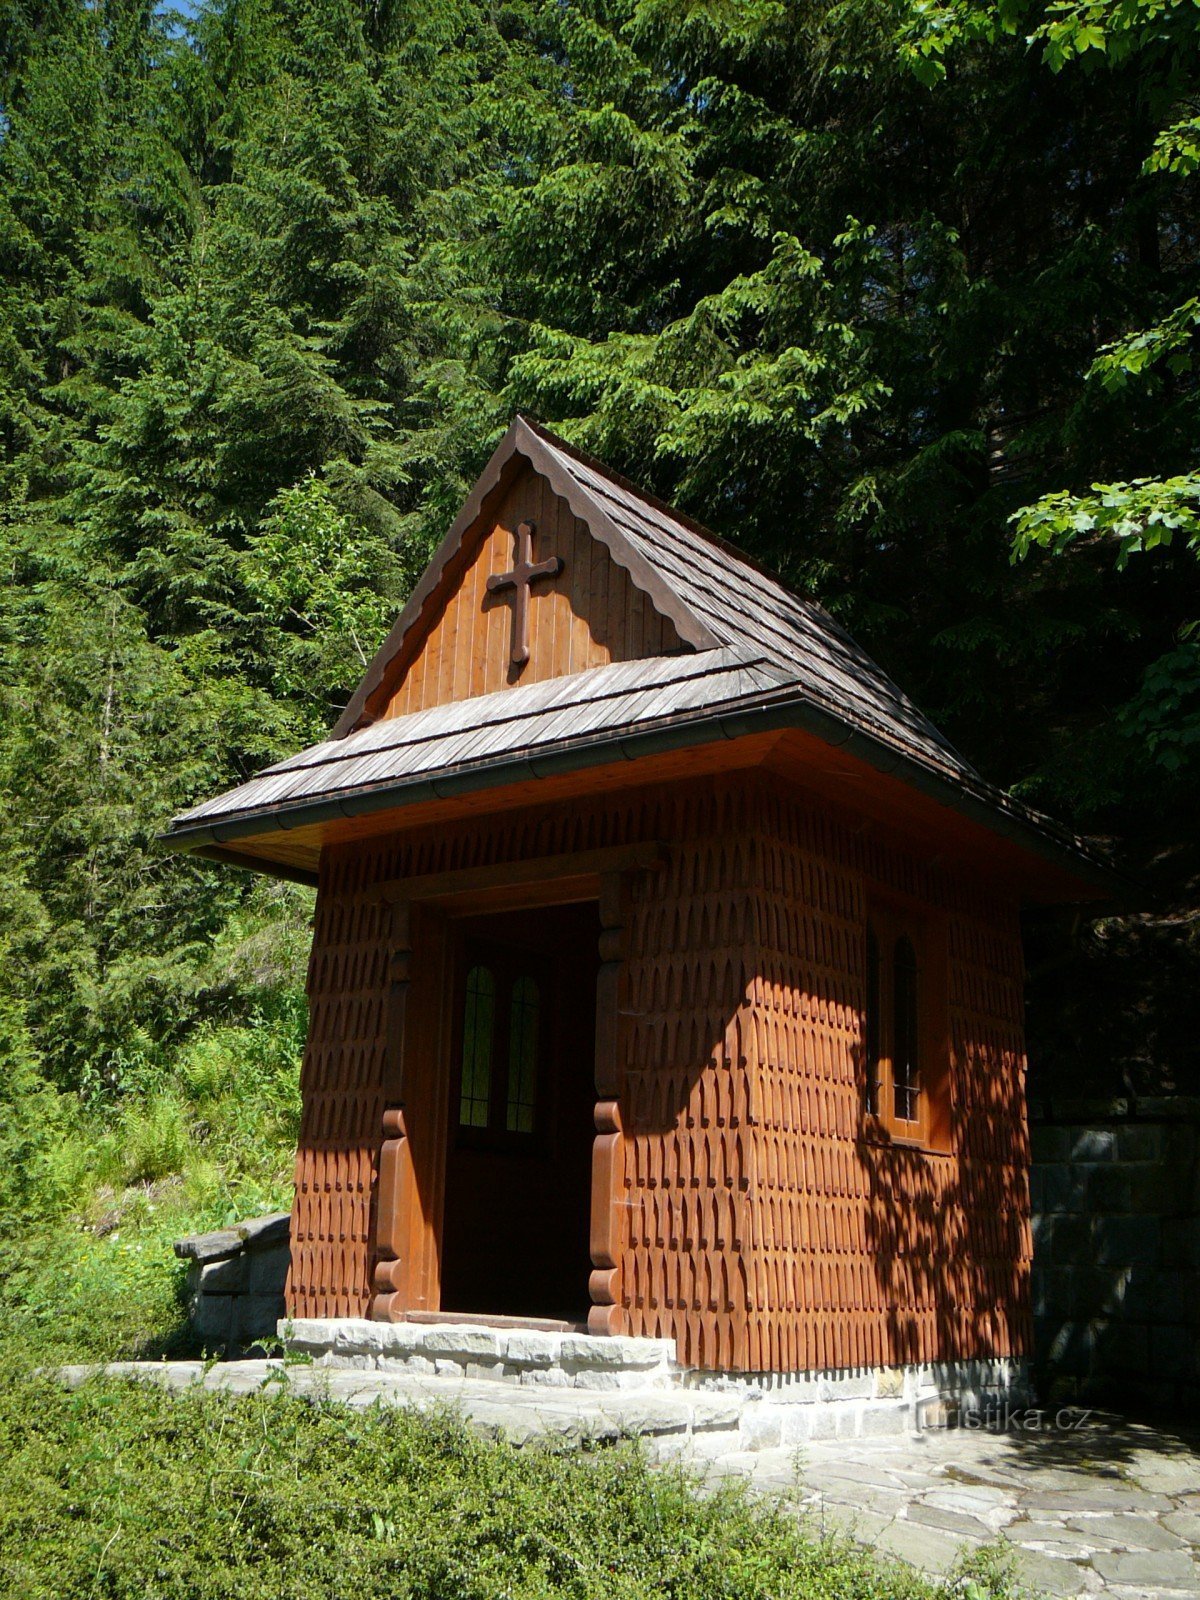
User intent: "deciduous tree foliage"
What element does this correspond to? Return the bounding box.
[0,0,1195,1106]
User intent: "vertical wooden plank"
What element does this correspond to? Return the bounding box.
[548,475,566,680]
[435,563,459,710]
[528,471,550,680]
[589,515,609,662]
[485,515,508,692]
[450,535,478,707]
[605,545,623,662]
[556,497,572,675]
[545,476,565,680]
[472,523,498,697]
[626,562,645,662]
[568,500,589,674]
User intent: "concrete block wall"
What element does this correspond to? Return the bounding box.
[1029,1096,1200,1415]
[175,1213,291,1349]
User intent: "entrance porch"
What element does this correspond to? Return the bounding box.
[351,842,665,1334]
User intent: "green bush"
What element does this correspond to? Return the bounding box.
[123,1094,193,1185]
[0,1000,303,1363]
[0,1366,997,1600]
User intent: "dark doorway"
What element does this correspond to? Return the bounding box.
[439,899,599,1324]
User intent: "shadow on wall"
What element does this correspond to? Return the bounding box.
[620,896,1035,1375]
[858,1036,1031,1373]
[1029,1096,1200,1418]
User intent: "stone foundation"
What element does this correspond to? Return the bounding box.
[687,1357,1030,1443]
[282,1317,1029,1443]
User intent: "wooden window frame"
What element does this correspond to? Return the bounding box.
[860,899,952,1154]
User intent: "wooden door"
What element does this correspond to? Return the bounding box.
[439,903,598,1322]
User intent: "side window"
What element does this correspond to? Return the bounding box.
[863,908,943,1146]
[865,925,881,1117]
[892,935,920,1127]
[458,965,495,1128]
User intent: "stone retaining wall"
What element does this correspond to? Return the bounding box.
[175,1213,291,1348]
[1029,1095,1200,1415]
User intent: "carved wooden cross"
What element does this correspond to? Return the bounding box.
[486,521,563,667]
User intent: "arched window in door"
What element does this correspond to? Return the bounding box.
[505,975,540,1134]
[456,952,542,1141]
[458,964,495,1128]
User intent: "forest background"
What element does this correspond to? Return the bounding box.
[0,0,1196,1355]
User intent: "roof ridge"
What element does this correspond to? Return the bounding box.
[515,412,846,632]
[518,416,976,778]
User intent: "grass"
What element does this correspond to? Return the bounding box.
[0,1362,1017,1600]
[0,998,1025,1600]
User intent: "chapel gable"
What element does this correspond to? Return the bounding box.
[378,464,687,722]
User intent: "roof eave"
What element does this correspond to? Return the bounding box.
[163,695,1125,905]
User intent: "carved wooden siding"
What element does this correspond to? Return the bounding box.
[289,858,392,1318]
[736,787,1031,1374]
[619,785,760,1371]
[287,771,1032,1372]
[381,465,684,720]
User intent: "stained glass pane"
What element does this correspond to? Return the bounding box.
[505,974,539,1134]
[459,965,494,1128]
[893,936,920,1124]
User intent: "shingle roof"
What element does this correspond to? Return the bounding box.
[539,430,975,783]
[323,416,974,780]
[173,647,789,828]
[165,416,1112,894]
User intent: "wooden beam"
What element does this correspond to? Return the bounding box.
[192,843,318,888]
[376,841,669,909]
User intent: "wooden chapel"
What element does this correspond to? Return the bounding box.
[166,415,1111,1376]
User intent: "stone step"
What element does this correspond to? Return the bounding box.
[58,1342,1035,1452]
[59,1359,744,1451]
[280,1316,682,1393]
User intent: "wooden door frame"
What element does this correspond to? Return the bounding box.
[368,842,666,1327]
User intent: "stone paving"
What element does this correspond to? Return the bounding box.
[62,1361,1200,1598]
[711,1417,1200,1598]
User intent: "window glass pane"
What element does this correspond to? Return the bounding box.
[893,936,920,1124]
[459,965,494,1128]
[505,974,539,1134]
[865,926,881,1115]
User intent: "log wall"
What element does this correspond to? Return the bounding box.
[287,772,1032,1370]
